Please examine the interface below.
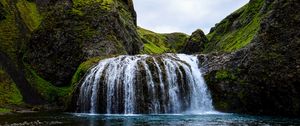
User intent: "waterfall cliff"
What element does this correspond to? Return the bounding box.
[76,54,214,114]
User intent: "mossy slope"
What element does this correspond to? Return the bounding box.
[181,29,208,54]
[0,0,46,106]
[204,0,300,116]
[205,0,265,53]
[138,27,189,54]
[0,67,23,107]
[0,0,42,62]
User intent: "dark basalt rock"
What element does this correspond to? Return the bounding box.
[25,0,143,86]
[182,29,208,54]
[0,51,44,104]
[122,0,137,25]
[0,3,6,21]
[202,0,300,116]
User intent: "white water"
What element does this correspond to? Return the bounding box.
[77,54,215,114]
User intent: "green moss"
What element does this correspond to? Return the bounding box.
[206,0,265,53]
[216,101,229,110]
[238,91,246,100]
[71,55,120,87]
[0,0,19,62]
[71,57,102,86]
[215,70,237,80]
[16,0,42,31]
[142,42,167,54]
[0,108,10,113]
[138,27,170,54]
[73,0,114,10]
[107,35,128,54]
[71,8,84,16]
[163,33,189,51]
[0,67,23,106]
[23,64,71,102]
[117,1,135,27]
[0,0,42,64]
[138,27,188,54]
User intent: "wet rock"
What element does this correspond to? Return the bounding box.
[1,120,62,126]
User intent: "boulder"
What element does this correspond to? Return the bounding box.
[182,29,208,54]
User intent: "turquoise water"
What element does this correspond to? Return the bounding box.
[0,113,300,126]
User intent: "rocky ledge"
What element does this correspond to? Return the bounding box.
[199,0,300,116]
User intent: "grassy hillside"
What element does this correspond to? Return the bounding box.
[138,27,189,54]
[205,0,265,53]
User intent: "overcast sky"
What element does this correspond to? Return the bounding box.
[133,0,249,35]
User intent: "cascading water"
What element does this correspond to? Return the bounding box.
[76,54,215,114]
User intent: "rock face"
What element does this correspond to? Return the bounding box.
[68,54,214,114]
[0,0,299,117]
[0,0,143,106]
[203,0,300,116]
[182,29,208,54]
[0,3,5,20]
[122,0,137,25]
[25,0,143,86]
[0,51,44,105]
[0,0,46,105]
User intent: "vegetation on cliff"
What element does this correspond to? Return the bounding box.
[0,67,23,107]
[71,55,119,87]
[25,0,142,87]
[0,0,45,110]
[138,27,189,54]
[0,0,142,110]
[0,0,299,117]
[205,0,265,52]
[0,0,42,64]
[203,0,300,116]
[181,29,208,54]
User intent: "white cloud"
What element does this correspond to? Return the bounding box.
[133,0,249,35]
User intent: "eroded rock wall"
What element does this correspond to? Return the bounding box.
[203,0,300,116]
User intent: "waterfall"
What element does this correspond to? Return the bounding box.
[76,54,214,114]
